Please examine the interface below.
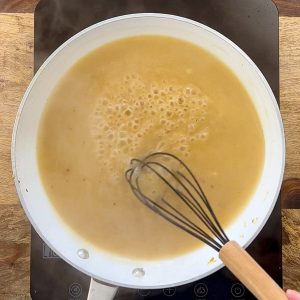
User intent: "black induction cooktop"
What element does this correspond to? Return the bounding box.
[31,1,281,299]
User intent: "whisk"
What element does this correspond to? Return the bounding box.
[125,152,287,300]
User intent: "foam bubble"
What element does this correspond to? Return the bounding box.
[124,109,132,116]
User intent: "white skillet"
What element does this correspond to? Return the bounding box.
[12,14,285,299]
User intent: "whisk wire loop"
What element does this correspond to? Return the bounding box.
[149,152,229,244]
[125,152,230,252]
[175,170,229,244]
[127,172,223,251]
[139,160,221,240]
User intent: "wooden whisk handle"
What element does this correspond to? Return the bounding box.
[219,241,287,300]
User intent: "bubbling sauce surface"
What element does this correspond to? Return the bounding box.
[37,36,264,260]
